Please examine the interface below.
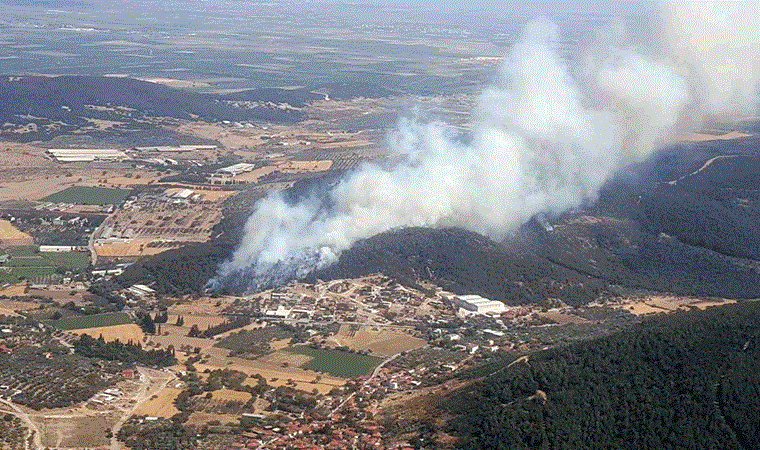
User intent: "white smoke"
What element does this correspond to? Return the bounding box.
[211,16,699,290]
[661,1,760,117]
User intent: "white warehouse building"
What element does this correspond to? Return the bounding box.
[455,294,506,314]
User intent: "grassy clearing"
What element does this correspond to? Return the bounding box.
[52,312,132,330]
[42,186,132,205]
[286,346,384,378]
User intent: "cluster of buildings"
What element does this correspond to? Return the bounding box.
[46,145,218,163]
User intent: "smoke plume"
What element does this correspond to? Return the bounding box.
[212,8,759,291]
[661,1,760,117]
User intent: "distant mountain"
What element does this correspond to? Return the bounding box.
[0,75,302,141]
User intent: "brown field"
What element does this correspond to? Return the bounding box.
[38,414,115,448]
[541,312,590,325]
[82,173,162,188]
[613,296,737,316]
[0,143,160,203]
[134,387,182,417]
[168,298,233,316]
[0,285,30,301]
[319,139,371,149]
[328,326,426,356]
[186,412,241,427]
[687,299,737,310]
[231,166,277,183]
[0,219,33,245]
[211,388,252,402]
[147,332,215,354]
[95,239,171,257]
[195,348,345,395]
[67,323,145,343]
[277,159,332,173]
[26,287,84,302]
[175,122,270,150]
[166,314,228,330]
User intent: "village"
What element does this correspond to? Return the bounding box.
[0,131,740,449]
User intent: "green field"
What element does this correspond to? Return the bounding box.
[42,186,132,205]
[52,312,132,330]
[0,247,90,283]
[286,346,384,378]
[40,251,90,269]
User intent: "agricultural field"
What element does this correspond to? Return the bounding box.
[328,325,426,356]
[167,314,228,330]
[134,388,182,418]
[40,251,91,269]
[0,219,33,246]
[52,312,132,330]
[42,186,132,205]
[286,346,384,378]
[0,297,35,315]
[611,296,737,316]
[0,246,90,283]
[38,414,114,448]
[215,324,302,357]
[66,323,145,343]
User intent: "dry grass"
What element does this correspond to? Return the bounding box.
[541,312,589,325]
[168,298,232,316]
[38,414,115,448]
[196,355,345,395]
[95,239,170,257]
[134,387,182,417]
[0,220,33,245]
[67,323,145,343]
[277,160,332,173]
[231,166,277,184]
[211,388,252,402]
[328,326,426,356]
[166,314,228,330]
[82,173,162,187]
[612,296,737,316]
[0,285,30,300]
[186,412,241,427]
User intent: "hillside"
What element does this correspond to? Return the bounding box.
[422,301,760,450]
[123,136,760,303]
[0,75,303,141]
[312,139,760,303]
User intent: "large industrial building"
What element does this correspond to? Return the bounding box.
[454,294,507,314]
[46,148,127,162]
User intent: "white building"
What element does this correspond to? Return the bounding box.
[217,162,256,176]
[39,245,87,252]
[128,284,155,297]
[46,148,127,162]
[455,294,506,315]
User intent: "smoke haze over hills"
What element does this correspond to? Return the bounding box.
[212,3,760,291]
